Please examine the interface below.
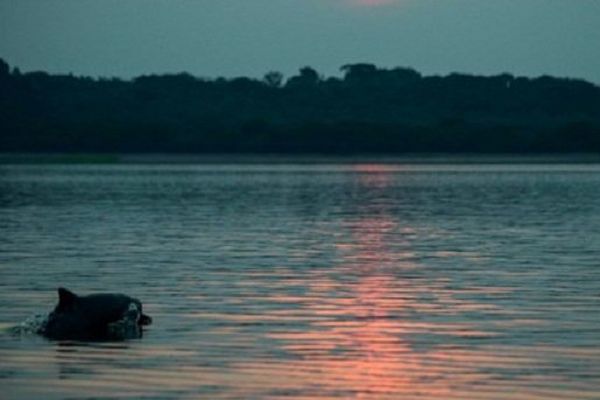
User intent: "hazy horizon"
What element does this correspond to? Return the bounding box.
[1,0,599,83]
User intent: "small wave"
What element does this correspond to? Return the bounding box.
[106,302,143,340]
[7,313,49,336]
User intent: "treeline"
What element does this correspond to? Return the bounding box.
[1,58,600,153]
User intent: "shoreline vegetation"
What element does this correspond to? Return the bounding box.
[2,153,600,165]
[1,58,599,155]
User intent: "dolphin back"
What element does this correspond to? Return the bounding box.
[41,289,151,340]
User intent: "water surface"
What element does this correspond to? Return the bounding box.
[1,162,599,399]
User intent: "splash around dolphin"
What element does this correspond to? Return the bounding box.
[34,288,153,341]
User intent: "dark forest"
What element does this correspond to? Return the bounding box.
[1,58,599,154]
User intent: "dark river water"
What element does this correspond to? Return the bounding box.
[1,162,599,399]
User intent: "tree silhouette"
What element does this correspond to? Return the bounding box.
[263,71,283,88]
[286,67,321,88]
[0,57,598,154]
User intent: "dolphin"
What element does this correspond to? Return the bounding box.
[40,288,152,340]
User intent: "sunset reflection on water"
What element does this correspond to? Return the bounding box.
[2,163,600,399]
[257,165,498,398]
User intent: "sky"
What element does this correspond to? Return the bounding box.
[1,0,599,83]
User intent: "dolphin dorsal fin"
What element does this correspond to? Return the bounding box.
[57,287,78,309]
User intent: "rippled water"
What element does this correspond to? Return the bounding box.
[1,162,599,399]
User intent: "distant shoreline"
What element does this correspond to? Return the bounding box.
[2,153,600,165]
[3,61,600,155]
